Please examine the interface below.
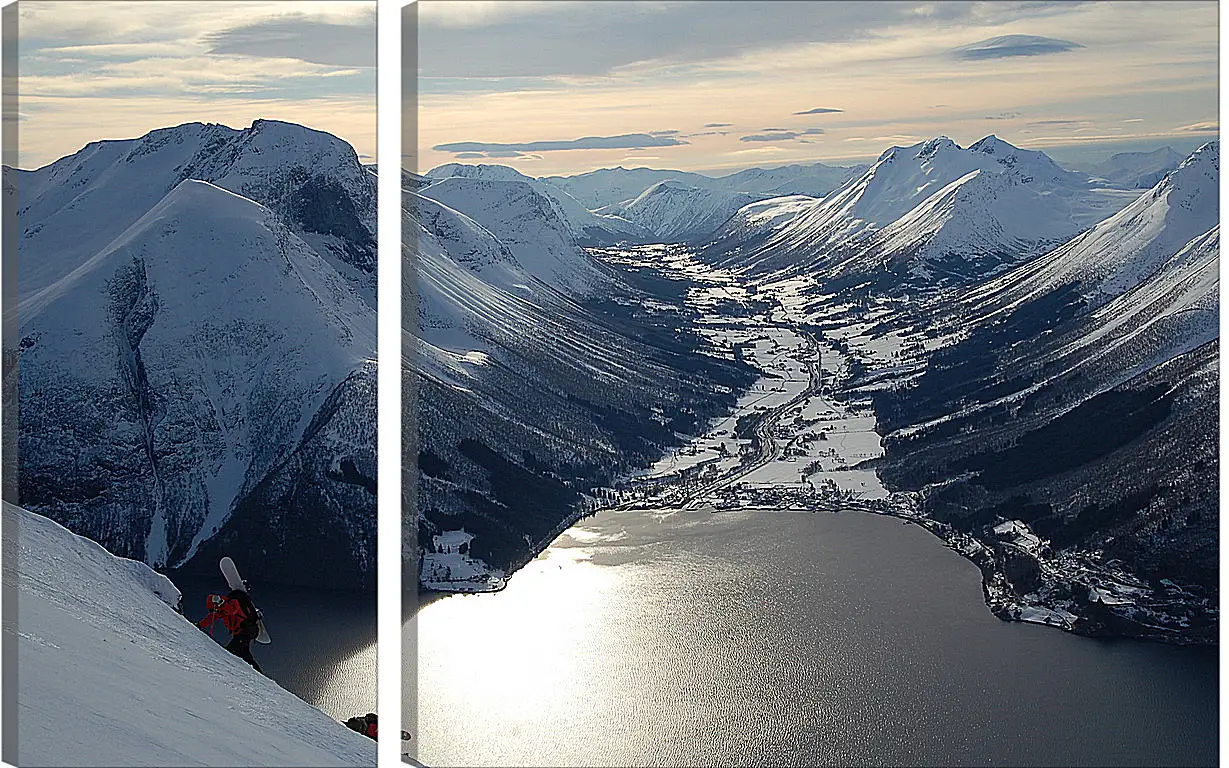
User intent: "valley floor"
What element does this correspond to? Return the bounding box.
[590,244,1214,644]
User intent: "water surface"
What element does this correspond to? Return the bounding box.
[411,509,1217,767]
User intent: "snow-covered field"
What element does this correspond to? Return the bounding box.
[4,502,377,767]
[607,247,888,505]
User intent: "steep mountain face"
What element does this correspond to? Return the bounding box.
[870,146,1219,638]
[406,189,755,577]
[822,168,1083,294]
[9,121,378,588]
[417,176,617,295]
[424,163,652,246]
[15,120,377,304]
[1084,146,1186,189]
[959,142,1218,312]
[598,180,759,243]
[702,136,1135,286]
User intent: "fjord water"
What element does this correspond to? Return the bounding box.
[412,509,1216,767]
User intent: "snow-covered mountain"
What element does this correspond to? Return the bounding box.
[872,143,1219,617]
[1082,146,1186,189]
[424,163,652,247]
[716,161,867,199]
[14,119,377,305]
[541,166,718,210]
[702,135,1138,284]
[961,141,1219,312]
[418,176,615,295]
[541,161,863,212]
[406,188,754,580]
[821,167,1087,293]
[598,180,760,243]
[8,121,378,588]
[7,501,377,767]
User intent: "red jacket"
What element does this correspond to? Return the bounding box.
[198,595,255,637]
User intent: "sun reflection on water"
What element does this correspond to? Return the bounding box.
[415,543,622,757]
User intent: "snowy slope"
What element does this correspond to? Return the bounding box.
[542,162,863,211]
[962,142,1219,313]
[823,167,1084,291]
[18,179,375,572]
[424,163,652,245]
[12,120,377,306]
[7,501,375,767]
[598,179,759,242]
[715,161,866,198]
[542,166,717,210]
[417,177,611,295]
[702,136,1133,279]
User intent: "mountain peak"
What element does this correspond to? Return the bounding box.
[424,163,530,182]
[969,134,1021,155]
[1161,141,1218,199]
[1179,140,1218,170]
[916,137,958,160]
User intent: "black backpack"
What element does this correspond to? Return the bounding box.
[227,589,260,639]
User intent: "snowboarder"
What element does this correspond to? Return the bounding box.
[198,589,264,673]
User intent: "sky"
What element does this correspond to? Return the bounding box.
[414,0,1219,177]
[14,1,375,170]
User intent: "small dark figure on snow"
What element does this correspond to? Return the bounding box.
[344,713,413,746]
[344,712,380,740]
[198,589,263,673]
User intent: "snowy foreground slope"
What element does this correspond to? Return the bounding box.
[5,502,376,767]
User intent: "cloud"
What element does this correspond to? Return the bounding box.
[704,122,732,128]
[1175,121,1218,133]
[794,107,843,115]
[1028,119,1086,126]
[204,13,376,68]
[433,132,689,154]
[952,34,1084,61]
[417,2,997,79]
[984,111,1023,120]
[739,128,825,142]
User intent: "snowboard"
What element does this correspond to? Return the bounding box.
[219,556,271,644]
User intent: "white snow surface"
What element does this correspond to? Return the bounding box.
[852,167,1081,276]
[599,180,759,242]
[417,177,610,295]
[707,135,1134,279]
[540,162,862,210]
[13,119,376,306]
[6,501,375,767]
[963,142,1219,313]
[424,163,652,244]
[19,178,376,567]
